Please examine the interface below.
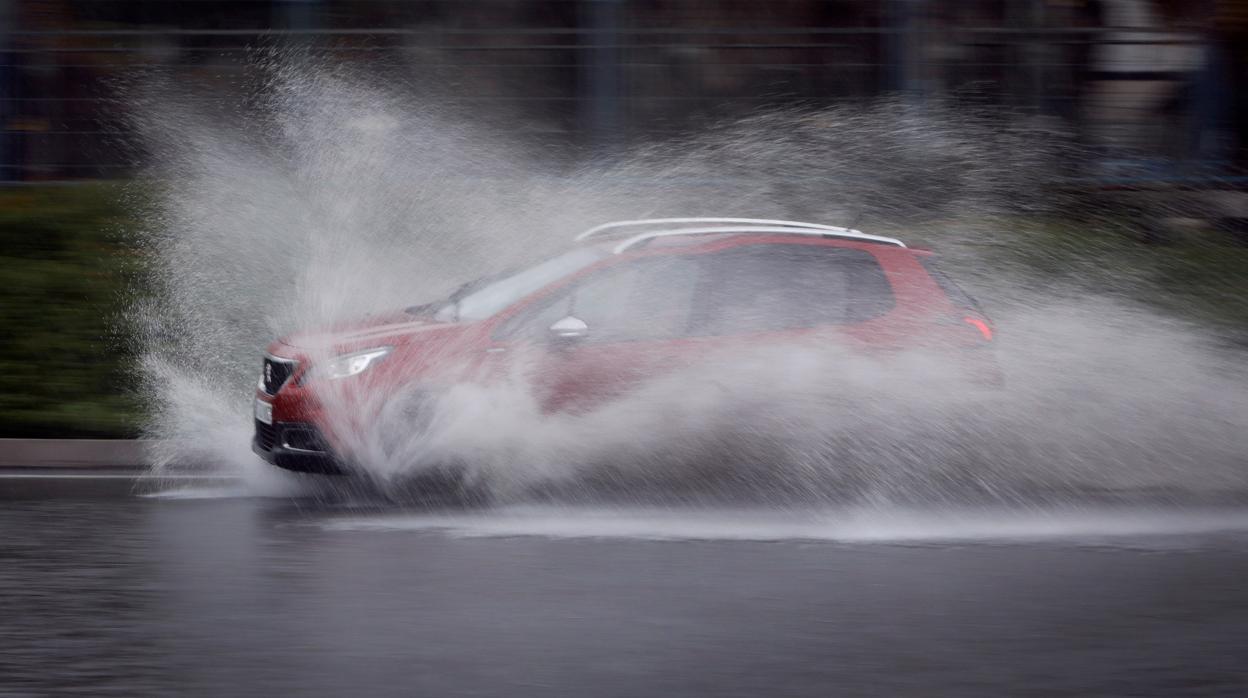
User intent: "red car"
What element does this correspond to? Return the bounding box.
[253,218,996,475]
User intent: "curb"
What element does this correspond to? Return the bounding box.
[0,439,150,469]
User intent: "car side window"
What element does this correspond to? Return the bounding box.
[691,245,894,335]
[496,255,702,343]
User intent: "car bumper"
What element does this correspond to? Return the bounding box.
[252,420,347,475]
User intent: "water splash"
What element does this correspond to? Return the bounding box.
[317,505,1248,546]
[122,57,1248,505]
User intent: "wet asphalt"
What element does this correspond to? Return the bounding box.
[2,475,1248,697]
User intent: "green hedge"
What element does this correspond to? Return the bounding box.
[0,184,142,437]
[0,184,1244,438]
[978,217,1248,333]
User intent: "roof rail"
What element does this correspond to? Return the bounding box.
[607,225,906,254]
[575,217,859,242]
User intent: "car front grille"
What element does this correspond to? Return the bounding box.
[261,356,297,395]
[255,419,277,451]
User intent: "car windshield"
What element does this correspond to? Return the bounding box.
[435,247,608,322]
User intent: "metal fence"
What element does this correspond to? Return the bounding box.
[0,0,1242,185]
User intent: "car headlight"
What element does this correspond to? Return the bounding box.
[320,347,392,380]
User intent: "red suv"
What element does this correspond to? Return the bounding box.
[253,218,996,475]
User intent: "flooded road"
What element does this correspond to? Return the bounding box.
[3,483,1248,696]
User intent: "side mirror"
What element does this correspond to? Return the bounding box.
[548,315,589,343]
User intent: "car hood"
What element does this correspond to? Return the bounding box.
[275,312,476,354]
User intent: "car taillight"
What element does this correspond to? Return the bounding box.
[962,315,993,342]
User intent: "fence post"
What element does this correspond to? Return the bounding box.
[582,0,623,154]
[885,0,925,100]
[275,0,323,44]
[0,0,16,182]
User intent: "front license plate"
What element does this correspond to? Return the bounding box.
[254,399,273,425]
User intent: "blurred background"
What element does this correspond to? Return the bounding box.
[1,0,1246,439]
[3,0,1248,178]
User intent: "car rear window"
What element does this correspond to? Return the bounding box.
[918,257,984,313]
[692,244,894,335]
